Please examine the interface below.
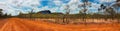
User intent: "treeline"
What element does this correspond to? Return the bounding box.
[17,12,120,19]
[0,9,11,18]
[18,12,63,18]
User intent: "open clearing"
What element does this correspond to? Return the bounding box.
[0,18,120,31]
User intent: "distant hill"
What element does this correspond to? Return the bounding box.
[37,10,51,14]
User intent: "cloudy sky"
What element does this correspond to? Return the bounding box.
[0,0,118,16]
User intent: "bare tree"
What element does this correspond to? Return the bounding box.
[99,2,119,20]
[106,7,116,19]
[62,5,70,24]
[113,0,120,23]
[30,9,34,18]
[78,0,89,23]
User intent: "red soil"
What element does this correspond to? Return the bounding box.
[0,18,120,31]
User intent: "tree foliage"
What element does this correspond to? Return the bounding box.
[0,9,2,16]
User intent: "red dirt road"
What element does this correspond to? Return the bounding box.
[0,18,120,31]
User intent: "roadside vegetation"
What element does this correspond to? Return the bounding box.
[0,9,11,18]
[0,0,120,24]
[16,0,120,24]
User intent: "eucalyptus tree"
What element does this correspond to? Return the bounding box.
[114,0,120,22]
[80,0,89,14]
[30,9,34,18]
[78,0,90,23]
[62,5,70,24]
[113,0,120,13]
[98,1,120,20]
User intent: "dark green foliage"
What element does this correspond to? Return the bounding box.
[0,9,12,18]
[0,9,2,16]
[17,13,120,19]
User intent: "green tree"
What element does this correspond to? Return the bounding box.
[18,12,23,17]
[7,14,12,17]
[4,13,8,18]
[0,9,2,16]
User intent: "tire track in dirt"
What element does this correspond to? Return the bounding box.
[0,18,30,31]
[18,19,71,31]
[0,18,120,31]
[0,19,8,29]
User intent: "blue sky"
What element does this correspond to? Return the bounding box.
[0,0,119,16]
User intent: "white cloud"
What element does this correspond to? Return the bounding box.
[68,0,82,5]
[99,0,116,3]
[53,0,63,6]
[0,0,117,16]
[88,2,101,9]
[66,0,83,14]
[0,0,40,16]
[41,6,58,12]
[53,0,83,14]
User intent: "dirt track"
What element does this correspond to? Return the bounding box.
[0,18,120,31]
